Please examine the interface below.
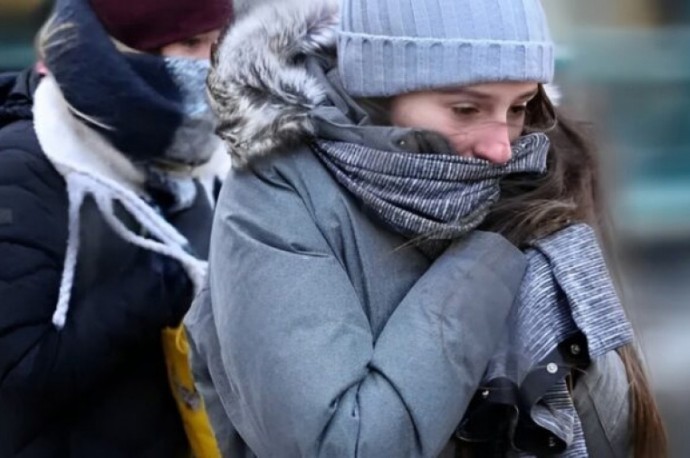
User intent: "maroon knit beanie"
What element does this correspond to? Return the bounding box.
[89,0,233,51]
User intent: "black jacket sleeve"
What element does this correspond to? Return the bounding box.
[0,144,191,407]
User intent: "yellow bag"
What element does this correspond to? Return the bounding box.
[162,325,222,458]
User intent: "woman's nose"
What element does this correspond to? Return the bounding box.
[471,123,512,164]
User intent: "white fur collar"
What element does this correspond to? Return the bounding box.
[208,0,339,166]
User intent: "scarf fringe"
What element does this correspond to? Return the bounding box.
[52,171,207,329]
[52,177,88,328]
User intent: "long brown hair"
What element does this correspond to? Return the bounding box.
[481,85,668,457]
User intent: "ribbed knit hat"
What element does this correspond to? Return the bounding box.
[337,0,554,97]
[89,0,233,51]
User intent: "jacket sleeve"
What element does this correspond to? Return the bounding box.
[0,146,186,406]
[207,163,529,457]
[573,350,632,458]
[185,284,252,458]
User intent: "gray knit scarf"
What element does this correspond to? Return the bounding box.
[311,134,634,457]
[313,133,550,240]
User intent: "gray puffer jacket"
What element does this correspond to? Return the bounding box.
[185,1,631,457]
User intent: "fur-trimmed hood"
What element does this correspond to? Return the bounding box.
[208,0,339,166]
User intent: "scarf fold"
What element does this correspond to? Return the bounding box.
[457,224,633,457]
[312,133,550,240]
[310,136,633,456]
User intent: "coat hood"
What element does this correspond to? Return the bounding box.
[0,69,39,128]
[207,0,339,166]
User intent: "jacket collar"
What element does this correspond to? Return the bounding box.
[0,68,41,127]
[207,0,340,166]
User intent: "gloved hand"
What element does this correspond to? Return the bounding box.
[112,247,195,329]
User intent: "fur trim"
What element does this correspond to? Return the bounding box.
[232,0,278,19]
[208,0,339,166]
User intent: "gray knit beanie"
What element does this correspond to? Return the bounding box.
[337,0,555,97]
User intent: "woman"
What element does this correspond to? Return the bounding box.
[0,0,231,456]
[186,0,666,456]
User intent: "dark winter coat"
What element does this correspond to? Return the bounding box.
[0,69,213,458]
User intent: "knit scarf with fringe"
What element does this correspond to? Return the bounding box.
[33,76,228,329]
[43,0,221,211]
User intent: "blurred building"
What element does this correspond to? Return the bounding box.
[548,1,690,455]
[0,0,50,71]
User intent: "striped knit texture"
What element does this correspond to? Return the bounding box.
[337,0,555,96]
[313,132,550,240]
[485,224,633,456]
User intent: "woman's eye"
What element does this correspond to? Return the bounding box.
[452,106,479,116]
[509,105,528,116]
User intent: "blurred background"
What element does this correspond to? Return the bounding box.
[543,1,690,455]
[0,0,49,71]
[1,0,689,454]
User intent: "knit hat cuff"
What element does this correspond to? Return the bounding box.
[134,13,231,51]
[337,31,555,97]
[91,0,233,52]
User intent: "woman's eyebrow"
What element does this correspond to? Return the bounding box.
[515,88,540,101]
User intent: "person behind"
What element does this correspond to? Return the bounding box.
[0,0,232,456]
[187,0,666,456]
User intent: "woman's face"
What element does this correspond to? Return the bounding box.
[390,82,539,164]
[158,29,222,59]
